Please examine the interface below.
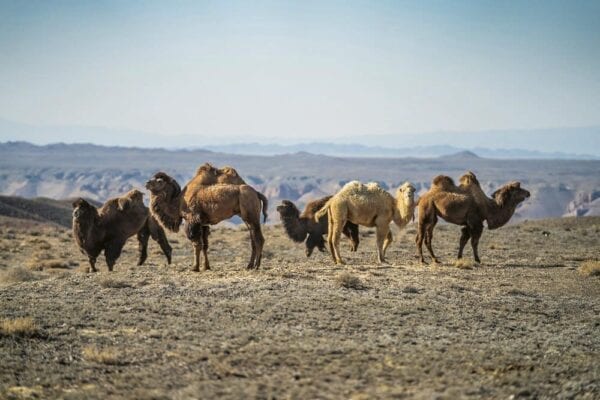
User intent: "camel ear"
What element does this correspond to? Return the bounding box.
[514,182,521,188]
[72,198,88,209]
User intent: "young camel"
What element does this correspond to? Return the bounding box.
[315,181,416,265]
[416,172,530,264]
[72,189,172,272]
[186,163,269,268]
[145,172,265,271]
[277,197,360,257]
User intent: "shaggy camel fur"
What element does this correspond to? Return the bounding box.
[277,196,360,257]
[315,181,416,265]
[183,163,269,267]
[72,189,172,272]
[416,172,530,264]
[146,172,265,271]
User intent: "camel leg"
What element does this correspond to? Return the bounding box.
[88,256,98,273]
[383,230,393,258]
[326,212,337,264]
[457,226,471,259]
[105,240,125,272]
[136,224,150,266]
[424,215,440,264]
[149,220,172,265]
[251,223,264,269]
[200,226,210,270]
[469,223,484,264]
[375,218,390,264]
[416,216,427,264]
[343,223,360,252]
[331,223,344,265]
[244,222,257,270]
[191,240,202,272]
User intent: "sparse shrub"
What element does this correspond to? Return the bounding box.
[99,277,132,288]
[454,259,475,269]
[0,267,38,284]
[578,260,600,277]
[82,345,123,364]
[0,317,38,337]
[27,259,70,271]
[402,286,420,294]
[335,272,365,290]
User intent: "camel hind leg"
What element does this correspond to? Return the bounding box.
[328,206,346,265]
[468,222,483,264]
[374,217,391,264]
[239,192,265,270]
[382,230,393,258]
[416,214,427,264]
[457,226,471,259]
[105,239,126,272]
[424,214,440,264]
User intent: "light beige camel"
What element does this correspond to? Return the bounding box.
[315,181,416,264]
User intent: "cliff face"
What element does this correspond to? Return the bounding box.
[1,142,599,222]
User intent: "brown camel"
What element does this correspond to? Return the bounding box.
[72,189,172,272]
[146,172,265,271]
[416,172,530,264]
[179,163,268,270]
[276,197,360,257]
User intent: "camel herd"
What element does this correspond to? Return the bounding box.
[71,163,530,272]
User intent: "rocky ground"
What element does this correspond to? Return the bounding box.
[0,215,599,399]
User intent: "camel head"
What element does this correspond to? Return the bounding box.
[72,198,98,221]
[492,181,530,207]
[459,171,480,187]
[276,200,300,219]
[396,182,416,205]
[145,172,182,201]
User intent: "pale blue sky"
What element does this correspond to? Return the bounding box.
[0,0,599,141]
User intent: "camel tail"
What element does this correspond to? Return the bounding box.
[257,192,269,223]
[314,200,331,222]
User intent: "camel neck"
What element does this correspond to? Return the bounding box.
[486,201,518,230]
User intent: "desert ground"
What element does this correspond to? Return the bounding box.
[0,215,599,399]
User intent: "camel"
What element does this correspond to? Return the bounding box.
[315,181,416,265]
[145,172,265,271]
[416,171,530,264]
[277,196,360,257]
[72,189,172,272]
[181,163,269,268]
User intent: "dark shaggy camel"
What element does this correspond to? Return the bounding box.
[146,172,265,271]
[276,197,360,257]
[416,172,530,264]
[72,189,172,272]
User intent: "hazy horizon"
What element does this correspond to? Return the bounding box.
[2,1,600,144]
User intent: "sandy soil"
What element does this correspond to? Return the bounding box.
[0,216,599,399]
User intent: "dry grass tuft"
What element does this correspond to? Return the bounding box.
[0,317,38,337]
[99,277,132,288]
[27,258,71,271]
[0,267,38,284]
[454,259,475,270]
[335,272,365,290]
[578,260,600,277]
[82,345,123,365]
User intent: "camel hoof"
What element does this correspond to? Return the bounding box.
[192,267,200,272]
[88,268,98,273]
[335,261,346,266]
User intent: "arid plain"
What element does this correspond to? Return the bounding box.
[0,215,599,399]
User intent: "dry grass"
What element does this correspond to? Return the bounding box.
[0,267,38,284]
[335,272,365,290]
[0,317,38,337]
[578,260,600,277]
[82,345,124,365]
[27,258,71,271]
[454,259,475,269]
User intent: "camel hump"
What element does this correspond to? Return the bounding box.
[195,163,217,177]
[431,175,457,191]
[117,189,145,211]
[459,171,480,187]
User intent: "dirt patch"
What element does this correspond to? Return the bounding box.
[0,216,599,399]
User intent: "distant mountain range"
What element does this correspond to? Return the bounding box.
[1,141,599,222]
[1,118,599,159]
